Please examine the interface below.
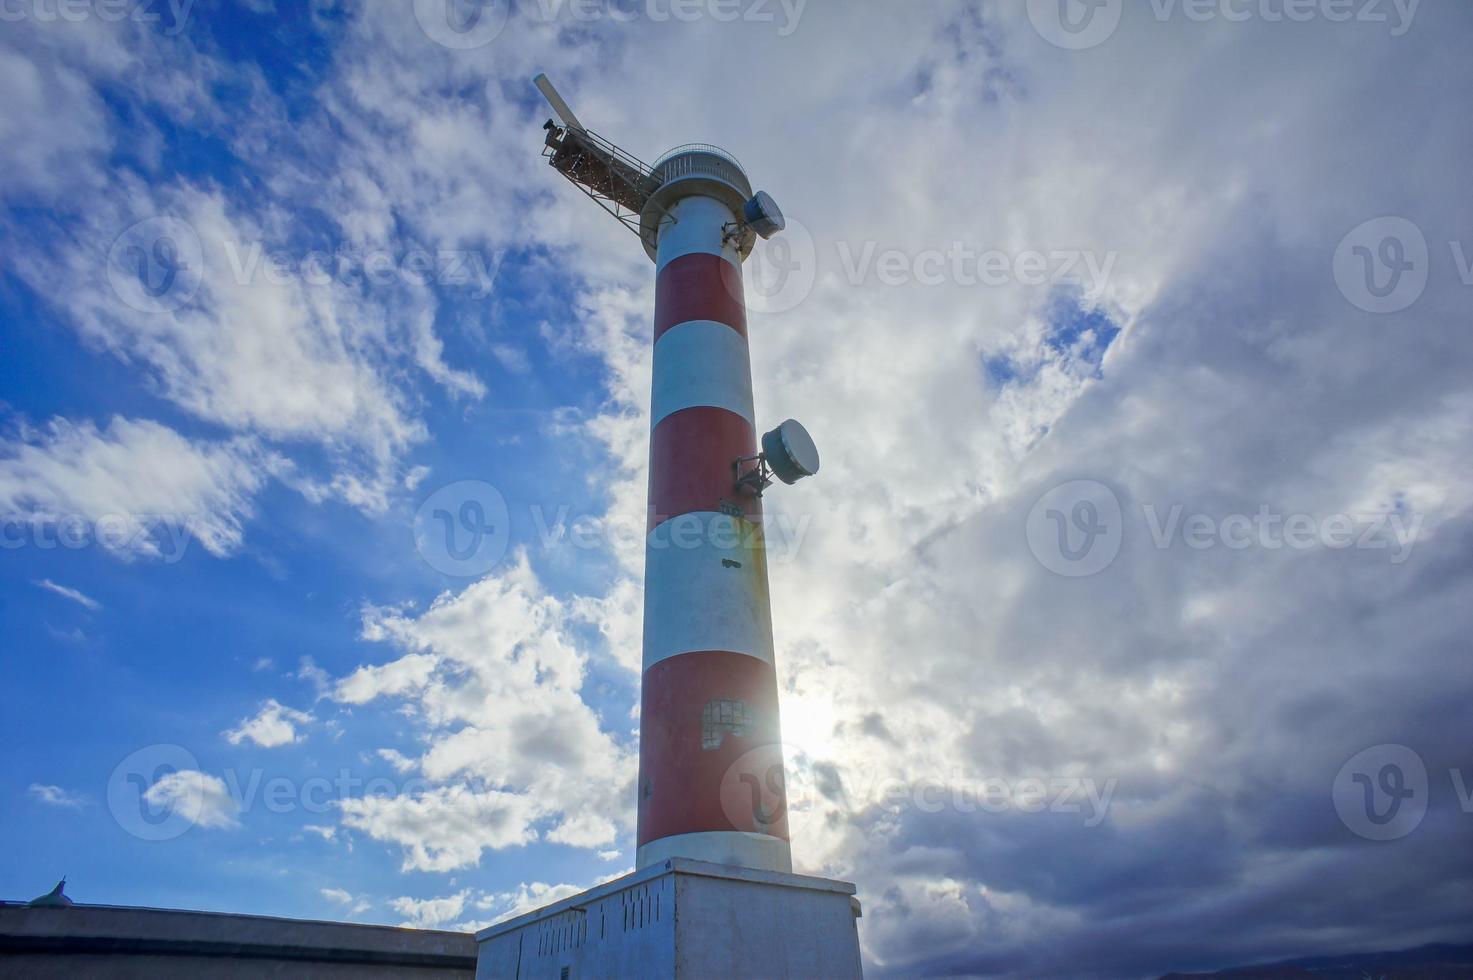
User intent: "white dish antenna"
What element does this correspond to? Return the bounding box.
[735,419,820,494]
[762,419,820,484]
[743,191,786,240]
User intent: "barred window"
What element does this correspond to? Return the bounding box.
[701,698,750,750]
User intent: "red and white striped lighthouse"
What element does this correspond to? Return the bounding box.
[535,79,818,875]
[637,161,790,873]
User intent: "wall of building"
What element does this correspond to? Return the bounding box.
[0,903,477,978]
[476,858,863,979]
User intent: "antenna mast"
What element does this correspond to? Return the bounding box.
[534,73,662,247]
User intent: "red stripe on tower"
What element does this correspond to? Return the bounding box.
[647,409,760,532]
[654,253,747,342]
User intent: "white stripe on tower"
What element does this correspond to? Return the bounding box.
[650,321,756,428]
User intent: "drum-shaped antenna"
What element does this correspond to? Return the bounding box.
[760,419,820,485]
[743,191,786,239]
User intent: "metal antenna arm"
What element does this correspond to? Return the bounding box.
[533,73,585,131]
[532,73,670,248]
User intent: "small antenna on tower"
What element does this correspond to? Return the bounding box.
[532,73,663,245]
[533,73,585,132]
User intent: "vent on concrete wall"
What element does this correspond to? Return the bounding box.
[536,910,587,957]
[620,883,661,932]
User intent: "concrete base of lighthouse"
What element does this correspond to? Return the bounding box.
[473,859,863,979]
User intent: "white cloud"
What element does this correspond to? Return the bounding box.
[32,579,101,612]
[391,889,471,930]
[390,879,628,935]
[295,657,332,700]
[223,699,315,748]
[377,748,418,774]
[321,887,372,915]
[329,554,636,869]
[143,770,239,830]
[0,15,487,522]
[28,784,88,809]
[0,417,272,559]
[335,652,438,705]
[340,786,538,873]
[476,881,587,925]
[0,40,109,203]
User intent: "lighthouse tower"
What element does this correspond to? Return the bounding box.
[473,76,859,979]
[636,142,797,874]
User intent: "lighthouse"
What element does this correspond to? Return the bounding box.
[635,145,811,874]
[473,75,858,979]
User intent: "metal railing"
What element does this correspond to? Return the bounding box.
[581,129,658,183]
[652,142,744,171]
[650,144,751,197]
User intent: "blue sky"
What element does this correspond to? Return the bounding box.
[3,1,1473,974]
[2,0,640,931]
